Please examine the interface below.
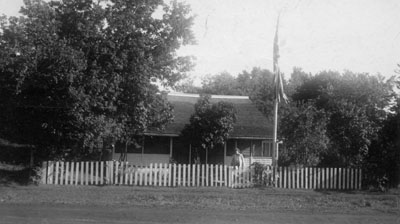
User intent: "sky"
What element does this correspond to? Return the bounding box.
[1,0,400,81]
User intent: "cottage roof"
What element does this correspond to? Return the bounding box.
[146,93,273,139]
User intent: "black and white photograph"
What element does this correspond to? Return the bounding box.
[0,0,399,223]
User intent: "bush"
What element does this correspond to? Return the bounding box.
[251,162,274,187]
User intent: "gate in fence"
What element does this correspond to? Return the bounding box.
[41,161,362,190]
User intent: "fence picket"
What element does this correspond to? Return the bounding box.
[149,163,153,186]
[60,162,65,185]
[74,162,78,185]
[67,162,72,185]
[158,163,161,186]
[98,161,102,185]
[176,164,180,186]
[172,164,175,187]
[158,163,162,186]
[163,164,167,186]
[201,165,204,186]
[192,164,195,187]
[224,165,227,187]
[182,164,186,187]
[188,164,191,187]
[219,165,223,187]
[196,164,200,187]
[54,161,59,185]
[206,164,209,186]
[123,162,127,185]
[216,165,219,187]
[349,168,353,189]
[84,161,88,185]
[168,164,175,187]
[64,162,69,185]
[210,165,214,187]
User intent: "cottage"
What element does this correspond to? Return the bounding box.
[113,93,274,166]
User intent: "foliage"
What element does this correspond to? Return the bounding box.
[196,68,278,119]
[201,72,240,95]
[365,97,400,188]
[180,95,236,163]
[279,102,329,166]
[251,162,274,187]
[0,0,195,161]
[174,77,202,94]
[287,71,395,167]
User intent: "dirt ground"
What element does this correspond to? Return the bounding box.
[0,185,399,223]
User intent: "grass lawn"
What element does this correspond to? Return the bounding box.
[0,184,399,215]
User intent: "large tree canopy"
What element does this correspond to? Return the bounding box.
[0,0,195,160]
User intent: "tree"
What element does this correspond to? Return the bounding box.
[180,95,236,164]
[366,97,400,188]
[201,72,240,95]
[0,0,195,161]
[290,71,395,167]
[279,102,329,166]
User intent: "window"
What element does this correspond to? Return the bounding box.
[262,141,273,157]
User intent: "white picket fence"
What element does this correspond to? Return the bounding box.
[40,161,362,190]
[271,166,362,190]
[41,161,251,188]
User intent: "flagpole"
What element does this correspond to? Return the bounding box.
[272,97,278,167]
[272,13,282,167]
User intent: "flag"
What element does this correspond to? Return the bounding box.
[273,16,288,103]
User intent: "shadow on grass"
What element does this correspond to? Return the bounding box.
[0,168,31,186]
